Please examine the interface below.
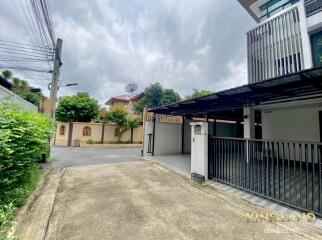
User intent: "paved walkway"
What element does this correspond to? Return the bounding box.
[13,161,322,240]
[146,154,191,173]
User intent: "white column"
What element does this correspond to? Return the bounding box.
[243,107,255,139]
[298,1,313,69]
[190,122,208,181]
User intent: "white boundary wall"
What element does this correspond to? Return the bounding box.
[144,121,192,156]
[0,85,37,112]
[154,122,182,155]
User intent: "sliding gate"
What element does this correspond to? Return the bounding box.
[208,137,322,217]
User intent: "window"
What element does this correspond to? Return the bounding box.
[59,125,66,136]
[83,126,91,136]
[259,0,299,21]
[311,31,322,67]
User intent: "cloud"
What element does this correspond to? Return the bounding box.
[0,0,254,104]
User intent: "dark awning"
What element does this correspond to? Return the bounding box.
[149,66,322,117]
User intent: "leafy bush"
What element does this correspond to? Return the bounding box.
[0,102,53,238]
[0,203,15,237]
[86,139,95,144]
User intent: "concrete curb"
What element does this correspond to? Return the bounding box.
[9,168,65,240]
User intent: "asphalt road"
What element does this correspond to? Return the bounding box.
[45,147,142,168]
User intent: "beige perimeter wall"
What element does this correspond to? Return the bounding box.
[55,122,143,147]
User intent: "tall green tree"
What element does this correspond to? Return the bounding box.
[128,118,140,143]
[105,108,129,143]
[133,83,181,114]
[186,89,212,99]
[11,77,45,106]
[55,92,100,122]
[1,69,12,80]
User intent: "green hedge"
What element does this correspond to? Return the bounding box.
[0,103,54,205]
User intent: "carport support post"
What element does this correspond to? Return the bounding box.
[243,107,255,139]
[243,107,255,163]
[152,115,156,156]
[181,116,185,154]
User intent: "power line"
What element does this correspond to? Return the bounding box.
[1,0,57,88]
[0,65,51,73]
[0,39,54,50]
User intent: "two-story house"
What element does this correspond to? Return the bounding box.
[105,93,144,119]
[143,0,322,216]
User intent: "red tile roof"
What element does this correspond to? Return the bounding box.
[105,93,144,105]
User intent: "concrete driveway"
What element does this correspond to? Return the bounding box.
[46,147,142,168]
[14,160,322,240]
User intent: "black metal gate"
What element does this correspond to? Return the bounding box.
[208,137,322,217]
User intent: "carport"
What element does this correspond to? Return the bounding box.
[143,115,192,173]
[144,66,322,217]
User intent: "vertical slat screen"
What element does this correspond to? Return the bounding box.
[247,7,303,84]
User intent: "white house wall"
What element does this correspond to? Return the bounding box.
[0,85,37,112]
[154,122,182,155]
[261,105,322,142]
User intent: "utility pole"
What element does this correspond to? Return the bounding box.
[49,38,63,119]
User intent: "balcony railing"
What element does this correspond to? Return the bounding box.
[305,0,322,17]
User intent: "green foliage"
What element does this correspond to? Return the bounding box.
[86,139,95,144]
[97,107,109,122]
[106,108,128,127]
[0,167,39,240]
[133,83,181,114]
[105,108,129,142]
[11,77,45,106]
[128,118,140,129]
[55,92,100,122]
[0,103,51,239]
[106,140,142,144]
[1,70,12,80]
[128,118,140,143]
[0,202,16,239]
[186,89,212,99]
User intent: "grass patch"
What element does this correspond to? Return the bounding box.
[0,166,40,240]
[86,139,142,144]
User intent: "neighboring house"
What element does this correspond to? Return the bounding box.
[0,76,37,112]
[105,93,144,112]
[105,93,144,119]
[143,0,322,217]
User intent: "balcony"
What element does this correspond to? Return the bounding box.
[305,0,322,17]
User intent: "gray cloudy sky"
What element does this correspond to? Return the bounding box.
[0,0,254,104]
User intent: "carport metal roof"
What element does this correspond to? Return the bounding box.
[149,66,322,117]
